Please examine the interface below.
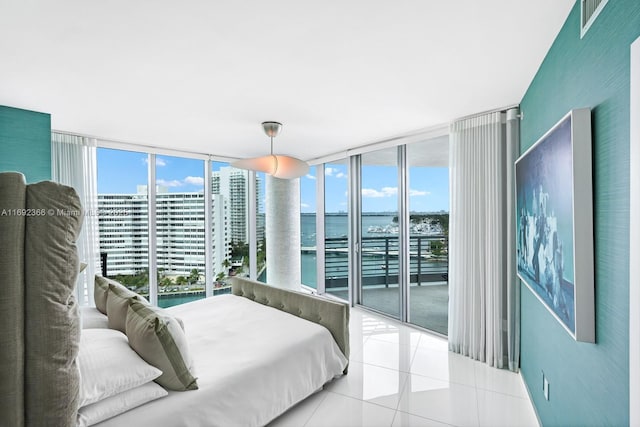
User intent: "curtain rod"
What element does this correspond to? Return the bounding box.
[452,104,520,123]
[51,128,237,162]
[307,123,449,166]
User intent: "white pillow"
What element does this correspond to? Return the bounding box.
[76,382,167,427]
[78,329,162,407]
[80,306,109,329]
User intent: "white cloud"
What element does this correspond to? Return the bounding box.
[361,187,430,198]
[362,188,384,198]
[325,167,346,178]
[155,175,205,188]
[184,176,204,186]
[409,189,430,197]
[144,157,167,167]
[362,187,397,198]
[305,174,316,180]
[300,203,310,208]
[156,179,183,188]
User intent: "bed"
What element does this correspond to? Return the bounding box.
[0,172,349,427]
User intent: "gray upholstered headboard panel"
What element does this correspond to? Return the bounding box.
[0,172,83,427]
[0,172,27,427]
[230,277,350,373]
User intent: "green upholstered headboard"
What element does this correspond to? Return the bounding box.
[0,172,83,427]
[230,277,350,374]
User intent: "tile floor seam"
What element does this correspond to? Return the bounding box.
[405,368,479,390]
[394,370,410,411]
[301,391,329,427]
[474,373,482,427]
[325,390,404,414]
[394,409,458,426]
[322,387,401,412]
[474,386,528,400]
[358,359,413,374]
[389,410,398,427]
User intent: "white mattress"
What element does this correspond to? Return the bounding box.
[96,294,347,427]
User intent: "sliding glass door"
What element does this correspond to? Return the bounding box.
[407,138,449,334]
[324,160,349,299]
[359,147,400,319]
[319,136,449,335]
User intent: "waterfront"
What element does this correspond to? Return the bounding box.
[300,213,448,289]
[301,214,397,287]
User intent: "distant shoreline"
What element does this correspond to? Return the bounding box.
[302,212,449,216]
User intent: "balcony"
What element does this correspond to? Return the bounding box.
[324,235,448,335]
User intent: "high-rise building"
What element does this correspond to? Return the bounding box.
[98,187,230,279]
[98,193,149,275]
[211,166,264,244]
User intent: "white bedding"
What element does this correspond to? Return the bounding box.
[96,294,347,427]
[80,306,109,329]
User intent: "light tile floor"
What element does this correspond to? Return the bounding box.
[269,307,538,427]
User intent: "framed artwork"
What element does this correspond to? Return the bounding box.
[515,108,595,342]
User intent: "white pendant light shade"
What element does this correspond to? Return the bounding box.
[271,155,309,179]
[230,155,309,179]
[230,122,309,179]
[231,155,278,175]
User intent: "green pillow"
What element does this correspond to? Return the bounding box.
[94,276,110,314]
[125,300,198,391]
[106,282,147,333]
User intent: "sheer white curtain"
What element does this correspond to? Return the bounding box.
[448,109,520,371]
[51,132,100,306]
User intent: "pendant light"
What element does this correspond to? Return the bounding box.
[230,121,309,179]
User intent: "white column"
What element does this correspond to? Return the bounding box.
[266,175,301,290]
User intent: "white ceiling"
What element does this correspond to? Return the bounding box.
[0,0,574,162]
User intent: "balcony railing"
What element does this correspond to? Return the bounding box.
[324,235,448,290]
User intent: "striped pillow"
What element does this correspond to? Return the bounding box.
[125,300,198,391]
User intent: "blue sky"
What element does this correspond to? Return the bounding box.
[301,163,449,213]
[98,148,449,212]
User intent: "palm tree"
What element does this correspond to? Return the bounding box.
[188,268,200,285]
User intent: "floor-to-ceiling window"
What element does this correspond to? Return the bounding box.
[407,138,449,334]
[324,160,349,298]
[97,148,150,297]
[359,147,401,318]
[256,171,267,282]
[155,155,206,307]
[301,167,317,289]
[211,162,249,289]
[98,146,261,308]
[318,135,449,335]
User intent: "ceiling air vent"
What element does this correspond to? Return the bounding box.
[581,0,609,38]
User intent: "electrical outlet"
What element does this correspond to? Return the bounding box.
[543,376,550,400]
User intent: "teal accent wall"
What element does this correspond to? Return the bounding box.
[520,1,640,425]
[0,105,51,183]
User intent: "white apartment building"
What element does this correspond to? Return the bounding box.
[212,166,264,244]
[98,188,230,279]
